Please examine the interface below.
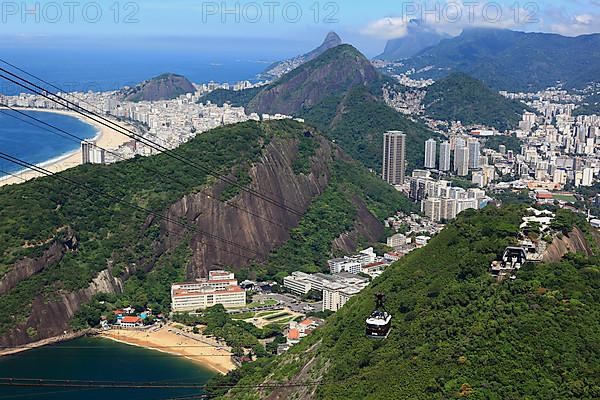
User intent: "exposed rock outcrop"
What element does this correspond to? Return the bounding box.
[333,194,385,253]
[0,270,123,347]
[0,228,77,296]
[162,136,333,278]
[120,73,195,102]
[542,227,593,263]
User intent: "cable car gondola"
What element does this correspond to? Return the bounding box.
[365,293,392,339]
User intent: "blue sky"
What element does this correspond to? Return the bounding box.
[1,0,599,56]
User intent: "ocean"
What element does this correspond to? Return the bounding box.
[0,45,279,95]
[0,110,98,178]
[0,337,215,400]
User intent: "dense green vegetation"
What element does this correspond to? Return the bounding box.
[485,133,522,153]
[198,86,263,108]
[218,206,600,399]
[0,120,307,336]
[302,86,435,172]
[423,73,528,131]
[574,93,600,116]
[0,117,414,337]
[292,133,319,174]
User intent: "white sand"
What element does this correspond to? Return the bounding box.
[0,108,132,187]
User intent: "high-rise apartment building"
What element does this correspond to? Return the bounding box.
[382,131,406,185]
[439,141,451,172]
[424,139,436,169]
[454,146,469,176]
[81,140,105,164]
[468,138,481,169]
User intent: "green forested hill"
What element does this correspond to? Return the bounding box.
[302,86,434,172]
[0,119,412,342]
[215,206,600,399]
[199,86,263,108]
[423,73,529,131]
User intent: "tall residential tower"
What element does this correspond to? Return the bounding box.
[382,131,406,185]
[439,141,451,172]
[424,139,437,169]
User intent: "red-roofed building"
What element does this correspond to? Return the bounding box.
[119,316,143,328]
[287,328,300,344]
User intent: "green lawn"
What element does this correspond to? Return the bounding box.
[231,312,256,320]
[553,194,577,203]
[263,312,290,321]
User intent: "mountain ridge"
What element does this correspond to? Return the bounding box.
[213,207,600,399]
[423,72,530,130]
[399,28,600,91]
[259,32,343,80]
[376,20,450,60]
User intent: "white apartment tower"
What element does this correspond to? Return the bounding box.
[467,138,481,169]
[439,141,451,172]
[81,140,105,165]
[454,146,470,177]
[424,139,437,169]
[382,131,406,185]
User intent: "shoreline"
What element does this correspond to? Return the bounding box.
[0,330,92,357]
[0,107,132,187]
[0,326,236,376]
[99,326,236,375]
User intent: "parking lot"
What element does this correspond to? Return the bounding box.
[253,292,322,314]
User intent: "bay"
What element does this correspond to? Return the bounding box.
[0,336,215,400]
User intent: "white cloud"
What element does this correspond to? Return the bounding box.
[551,13,600,36]
[361,17,409,39]
[575,14,594,25]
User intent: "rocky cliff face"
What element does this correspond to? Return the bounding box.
[162,135,333,278]
[0,128,393,346]
[0,228,77,296]
[542,227,594,263]
[333,193,384,253]
[0,270,123,347]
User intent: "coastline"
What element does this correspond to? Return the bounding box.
[99,326,236,375]
[0,107,132,187]
[0,330,92,357]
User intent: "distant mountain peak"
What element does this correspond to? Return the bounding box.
[376,22,449,61]
[259,32,343,80]
[323,31,342,45]
[249,44,379,116]
[120,73,195,102]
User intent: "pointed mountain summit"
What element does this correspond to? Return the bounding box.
[249,44,379,116]
[260,32,343,80]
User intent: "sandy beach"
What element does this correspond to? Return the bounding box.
[0,107,132,187]
[100,325,236,375]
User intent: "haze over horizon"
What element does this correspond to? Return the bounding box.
[1,0,599,57]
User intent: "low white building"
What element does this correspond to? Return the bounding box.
[171,271,246,312]
[171,285,246,312]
